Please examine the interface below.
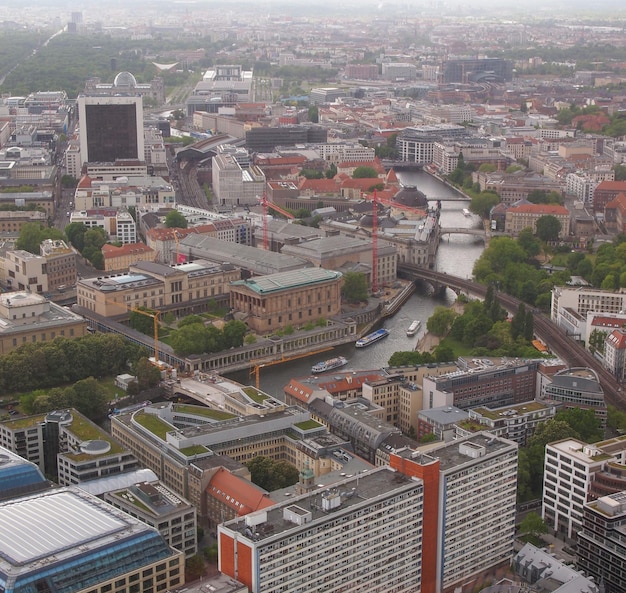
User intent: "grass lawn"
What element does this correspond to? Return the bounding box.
[438,337,474,357]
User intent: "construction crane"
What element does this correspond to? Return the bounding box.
[249,347,334,389]
[172,229,183,264]
[99,292,162,365]
[130,308,161,365]
[369,189,379,294]
[257,192,295,251]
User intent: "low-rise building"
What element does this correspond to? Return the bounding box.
[0,487,185,593]
[76,259,240,318]
[0,292,87,355]
[504,202,571,237]
[230,268,342,334]
[102,242,156,272]
[104,480,197,557]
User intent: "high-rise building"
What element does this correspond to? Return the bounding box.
[78,95,144,165]
[219,467,425,593]
[578,491,626,593]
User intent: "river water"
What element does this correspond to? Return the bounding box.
[227,171,486,397]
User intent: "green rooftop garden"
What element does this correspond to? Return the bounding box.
[63,411,124,459]
[243,387,268,403]
[174,404,235,421]
[294,420,323,431]
[473,401,547,420]
[114,490,151,513]
[457,419,485,432]
[4,414,46,430]
[179,444,210,457]
[134,411,174,440]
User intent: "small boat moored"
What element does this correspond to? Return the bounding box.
[355,328,390,348]
[311,356,349,374]
[406,320,421,336]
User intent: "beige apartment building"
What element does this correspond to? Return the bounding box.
[505,203,571,237]
[102,242,156,272]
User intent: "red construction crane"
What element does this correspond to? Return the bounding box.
[258,193,295,250]
[371,189,379,294]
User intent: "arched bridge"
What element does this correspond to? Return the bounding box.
[397,264,626,410]
[440,227,488,238]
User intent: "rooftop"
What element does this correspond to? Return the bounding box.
[231,268,342,295]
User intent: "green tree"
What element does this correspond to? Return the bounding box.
[325,163,337,179]
[308,105,319,123]
[65,222,88,252]
[535,215,562,242]
[470,191,500,218]
[420,433,438,444]
[134,357,162,391]
[519,512,548,539]
[478,163,497,173]
[555,408,603,443]
[352,166,379,179]
[614,164,626,181]
[588,329,607,355]
[300,168,323,179]
[165,210,188,229]
[246,456,299,491]
[427,306,457,337]
[510,303,527,340]
[16,223,65,254]
[517,227,541,258]
[185,554,206,582]
[341,272,369,303]
[222,320,248,348]
[67,377,109,420]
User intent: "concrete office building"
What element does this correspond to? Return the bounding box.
[551,286,626,338]
[0,487,185,593]
[219,467,425,593]
[542,367,607,425]
[0,409,138,484]
[543,438,607,540]
[397,125,468,164]
[110,401,355,516]
[440,58,513,84]
[211,151,266,207]
[421,357,539,410]
[78,95,144,165]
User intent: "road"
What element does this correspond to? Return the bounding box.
[399,264,626,411]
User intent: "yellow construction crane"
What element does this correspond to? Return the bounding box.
[130,307,161,365]
[98,292,162,365]
[249,347,334,389]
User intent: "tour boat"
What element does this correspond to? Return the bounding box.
[311,356,349,374]
[355,328,390,348]
[406,320,421,336]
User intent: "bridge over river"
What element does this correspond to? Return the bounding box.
[398,264,626,410]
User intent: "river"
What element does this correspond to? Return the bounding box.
[226,170,486,397]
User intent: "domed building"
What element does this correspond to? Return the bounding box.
[84,71,165,104]
[391,185,429,210]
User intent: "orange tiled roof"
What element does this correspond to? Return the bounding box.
[206,468,275,515]
[507,203,569,215]
[102,242,154,259]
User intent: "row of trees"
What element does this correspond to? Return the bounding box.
[0,333,145,394]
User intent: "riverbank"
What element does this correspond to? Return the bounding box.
[415,300,465,352]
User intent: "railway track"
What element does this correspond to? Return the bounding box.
[399,264,626,411]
